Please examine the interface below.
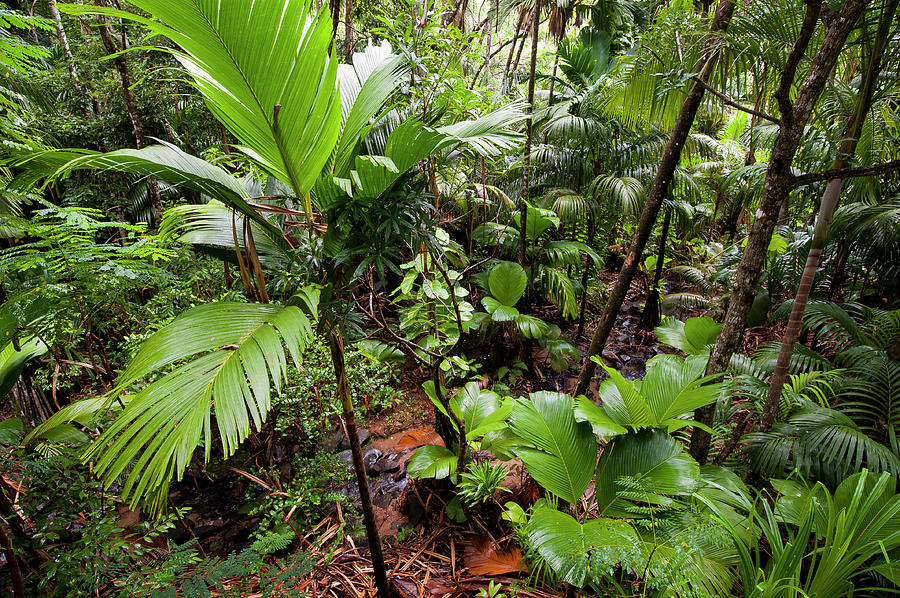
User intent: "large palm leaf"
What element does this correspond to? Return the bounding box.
[31,302,314,512]
[64,0,342,195]
[595,429,701,518]
[508,391,597,503]
[12,142,290,253]
[526,507,639,588]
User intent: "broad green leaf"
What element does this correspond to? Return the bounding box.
[161,201,293,270]
[37,423,89,445]
[509,392,597,503]
[526,507,638,587]
[357,340,405,363]
[642,354,723,423]
[488,261,527,307]
[457,382,511,440]
[573,395,628,438]
[422,380,455,428]
[436,102,528,156]
[482,296,519,321]
[0,335,47,399]
[514,202,559,241]
[513,314,550,339]
[0,418,22,444]
[16,143,292,255]
[62,0,343,195]
[654,316,721,355]
[407,444,457,480]
[594,363,653,428]
[595,429,700,517]
[26,395,127,445]
[332,43,408,178]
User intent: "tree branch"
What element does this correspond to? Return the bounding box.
[692,78,780,124]
[774,0,822,127]
[790,159,900,188]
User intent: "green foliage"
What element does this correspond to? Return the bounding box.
[488,260,527,307]
[246,452,352,538]
[31,299,316,513]
[457,461,510,506]
[710,470,900,598]
[409,381,513,480]
[508,391,596,504]
[271,336,404,441]
[474,203,601,320]
[743,403,900,484]
[654,316,722,355]
[393,243,476,363]
[595,429,700,518]
[583,353,725,433]
[146,546,312,598]
[3,446,180,597]
[66,0,342,196]
[407,443,458,480]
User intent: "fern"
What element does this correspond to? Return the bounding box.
[251,530,295,556]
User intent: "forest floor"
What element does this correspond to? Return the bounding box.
[90,272,782,596]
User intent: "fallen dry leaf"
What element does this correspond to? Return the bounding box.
[395,428,444,451]
[463,535,524,576]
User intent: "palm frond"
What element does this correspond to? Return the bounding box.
[63,0,342,195]
[587,174,646,218]
[40,302,314,513]
[743,405,900,483]
[538,266,578,319]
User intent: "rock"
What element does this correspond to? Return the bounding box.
[371,475,408,509]
[373,454,401,474]
[363,448,382,475]
[338,428,370,450]
[317,426,345,452]
[406,491,425,525]
[338,449,353,469]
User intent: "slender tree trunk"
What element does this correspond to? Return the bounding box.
[639,207,672,330]
[574,1,736,396]
[328,328,389,598]
[345,0,353,58]
[330,0,341,40]
[0,525,24,598]
[502,9,526,92]
[760,0,896,432]
[508,8,534,91]
[48,0,100,117]
[480,19,492,86]
[95,2,164,226]
[690,0,870,463]
[547,54,560,104]
[519,0,541,265]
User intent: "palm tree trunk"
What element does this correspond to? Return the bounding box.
[639,206,672,330]
[95,3,164,226]
[574,1,736,397]
[519,0,541,265]
[328,328,389,598]
[690,0,870,463]
[760,0,896,433]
